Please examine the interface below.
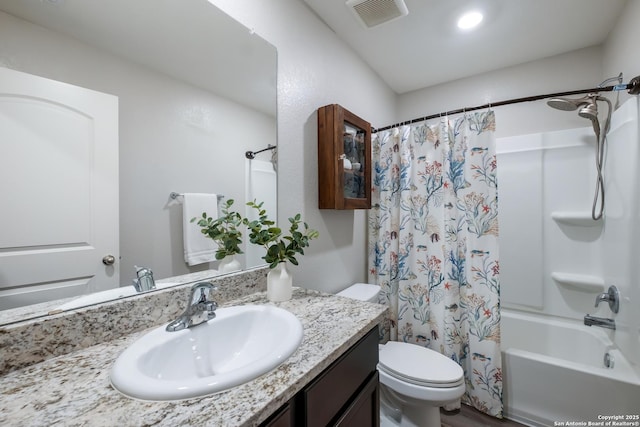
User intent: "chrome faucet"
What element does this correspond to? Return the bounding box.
[584,314,616,330]
[585,285,619,330]
[166,282,218,332]
[595,285,620,313]
[132,265,156,292]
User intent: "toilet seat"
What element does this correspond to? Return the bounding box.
[379,342,464,388]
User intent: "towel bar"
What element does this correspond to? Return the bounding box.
[170,192,224,200]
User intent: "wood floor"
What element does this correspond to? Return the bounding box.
[441,405,526,427]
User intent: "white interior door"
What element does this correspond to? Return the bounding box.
[0,67,119,310]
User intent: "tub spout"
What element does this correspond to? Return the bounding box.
[584,314,616,330]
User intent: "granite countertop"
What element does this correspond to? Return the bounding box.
[0,288,387,427]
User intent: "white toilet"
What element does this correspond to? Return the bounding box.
[337,283,466,427]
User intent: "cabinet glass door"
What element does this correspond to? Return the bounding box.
[342,123,366,200]
[317,104,371,209]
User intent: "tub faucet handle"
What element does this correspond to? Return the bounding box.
[594,285,619,313]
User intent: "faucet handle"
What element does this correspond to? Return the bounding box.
[133,265,156,292]
[594,285,620,313]
[189,282,218,305]
[165,282,218,332]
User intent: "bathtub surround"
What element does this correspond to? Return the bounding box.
[369,111,502,417]
[495,98,640,424]
[0,286,387,426]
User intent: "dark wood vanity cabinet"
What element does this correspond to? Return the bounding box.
[262,402,294,427]
[261,327,380,427]
[317,104,372,210]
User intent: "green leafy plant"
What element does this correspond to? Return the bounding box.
[191,199,243,260]
[244,201,319,268]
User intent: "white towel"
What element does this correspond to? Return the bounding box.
[182,193,219,266]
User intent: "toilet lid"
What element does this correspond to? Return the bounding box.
[379,342,464,387]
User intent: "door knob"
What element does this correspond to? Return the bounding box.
[102,255,116,265]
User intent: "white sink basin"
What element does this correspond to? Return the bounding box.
[110,304,303,401]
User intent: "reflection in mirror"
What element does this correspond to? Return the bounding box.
[0,0,277,323]
[343,123,367,199]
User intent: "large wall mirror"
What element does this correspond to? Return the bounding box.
[0,0,277,323]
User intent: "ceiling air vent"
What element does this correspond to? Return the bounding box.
[346,0,408,29]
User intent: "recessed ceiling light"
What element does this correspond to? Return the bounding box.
[457,11,483,30]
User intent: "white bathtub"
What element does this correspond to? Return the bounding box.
[501,310,640,426]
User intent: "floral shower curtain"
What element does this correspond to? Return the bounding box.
[368,111,502,417]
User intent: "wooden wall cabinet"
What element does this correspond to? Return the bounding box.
[318,104,372,209]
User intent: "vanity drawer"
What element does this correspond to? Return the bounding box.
[302,326,378,427]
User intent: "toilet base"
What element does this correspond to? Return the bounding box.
[379,402,441,427]
[380,384,444,427]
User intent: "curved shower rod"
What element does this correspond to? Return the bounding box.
[373,75,640,133]
[245,144,276,159]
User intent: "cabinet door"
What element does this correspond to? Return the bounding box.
[302,327,378,426]
[335,372,379,427]
[318,104,371,209]
[261,402,293,427]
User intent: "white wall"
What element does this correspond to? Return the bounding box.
[0,11,273,281]
[209,0,397,294]
[603,0,640,105]
[398,46,604,138]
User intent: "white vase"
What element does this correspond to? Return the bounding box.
[218,254,241,273]
[267,262,293,302]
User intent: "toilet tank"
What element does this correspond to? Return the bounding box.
[336,283,380,303]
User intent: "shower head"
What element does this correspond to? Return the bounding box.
[546,94,593,111]
[548,93,603,140]
[547,92,613,221]
[578,101,598,121]
[579,101,600,136]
